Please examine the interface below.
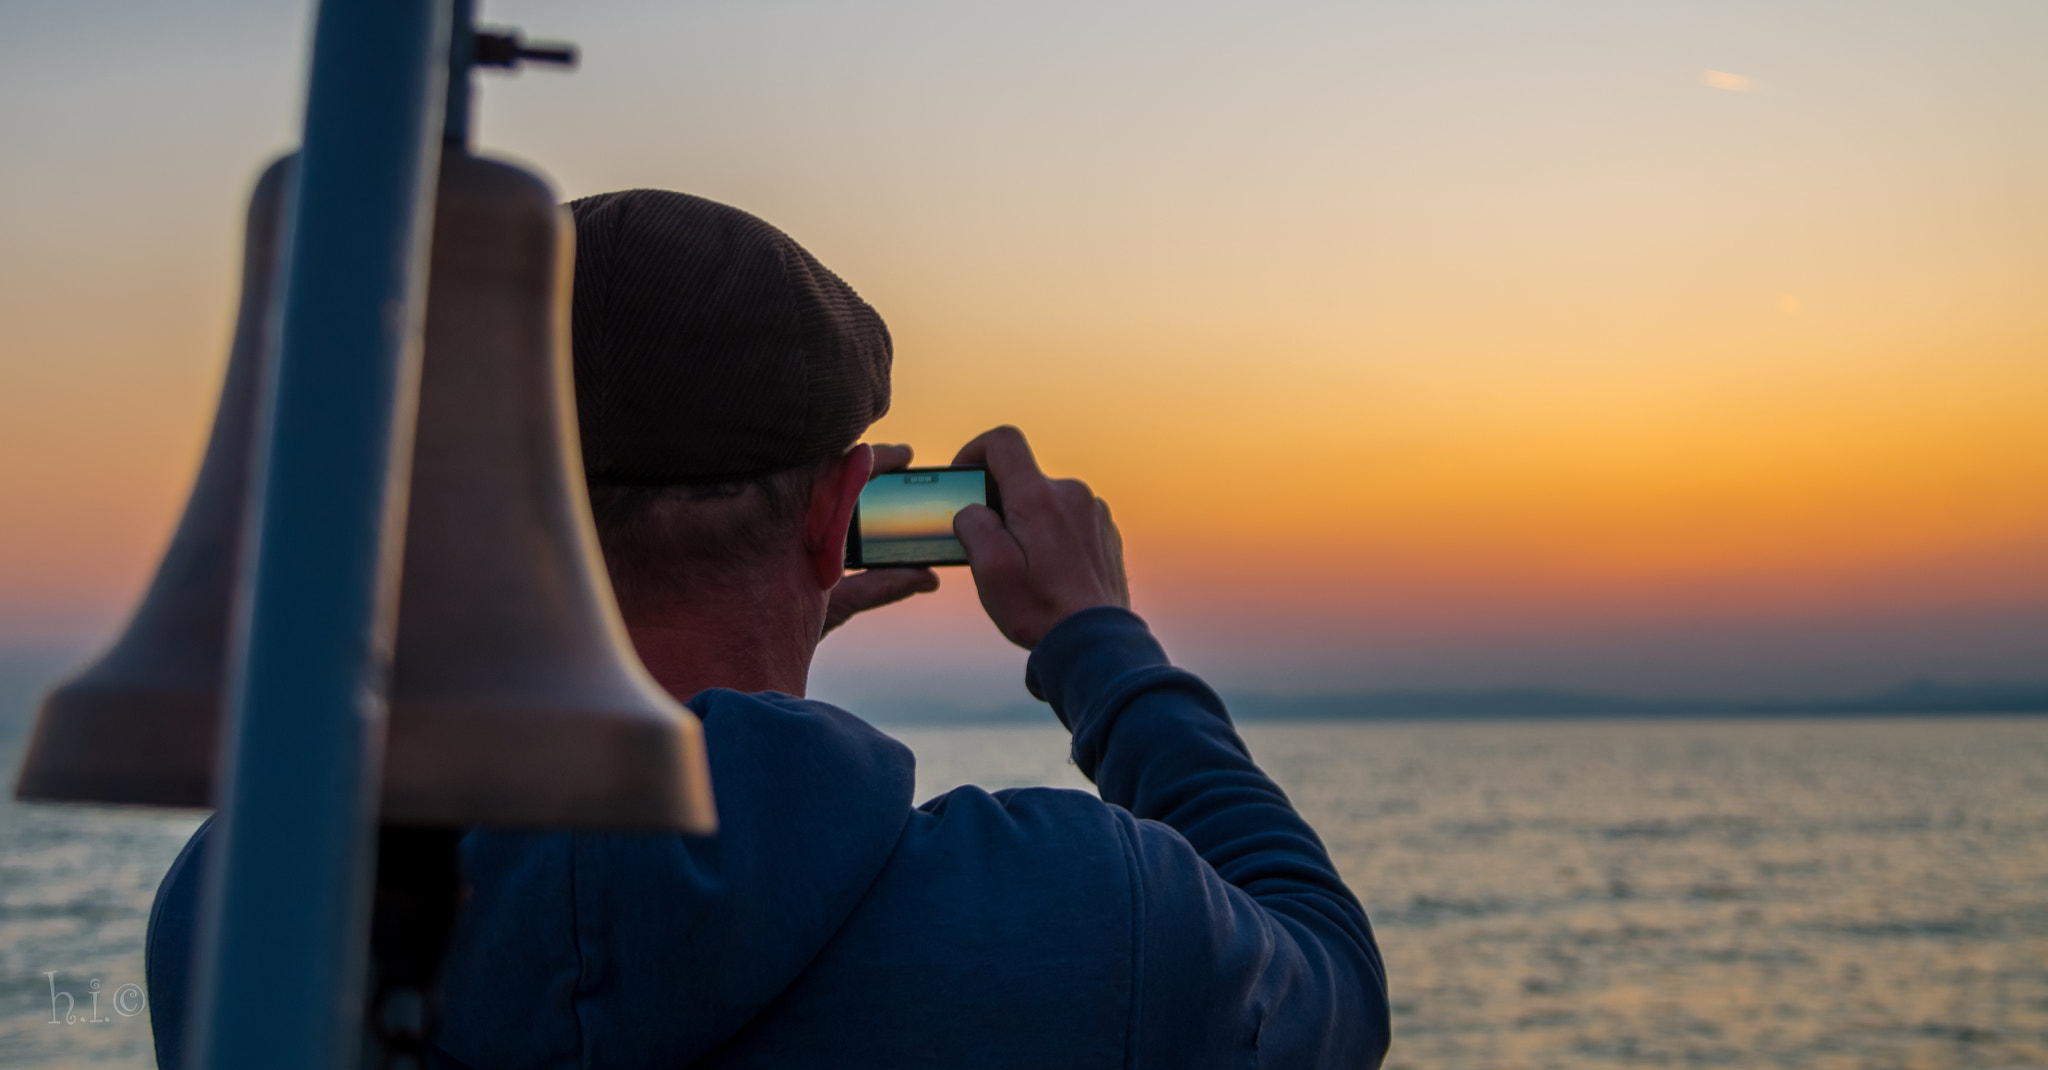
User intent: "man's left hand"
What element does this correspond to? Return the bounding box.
[823,443,940,637]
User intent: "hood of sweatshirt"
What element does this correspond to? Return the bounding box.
[434,688,915,1068]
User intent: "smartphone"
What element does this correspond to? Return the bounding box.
[845,465,1001,569]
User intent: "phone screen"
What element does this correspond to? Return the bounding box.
[848,467,992,568]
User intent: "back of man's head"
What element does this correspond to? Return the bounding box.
[568,189,891,615]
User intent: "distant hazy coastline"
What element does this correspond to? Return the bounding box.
[851,680,2048,726]
[2,646,2042,731]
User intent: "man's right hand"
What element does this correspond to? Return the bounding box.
[952,426,1131,650]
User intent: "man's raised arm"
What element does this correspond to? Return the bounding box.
[955,426,1390,1069]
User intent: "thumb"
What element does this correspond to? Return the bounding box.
[954,503,1024,581]
[822,567,941,636]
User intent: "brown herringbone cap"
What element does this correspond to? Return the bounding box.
[568,189,891,482]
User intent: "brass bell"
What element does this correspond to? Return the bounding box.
[12,158,292,808]
[15,151,715,833]
[380,152,712,831]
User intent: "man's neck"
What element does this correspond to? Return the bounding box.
[625,595,822,703]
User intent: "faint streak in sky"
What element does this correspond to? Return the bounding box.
[1702,70,1758,92]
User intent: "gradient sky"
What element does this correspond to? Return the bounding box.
[2,0,2044,709]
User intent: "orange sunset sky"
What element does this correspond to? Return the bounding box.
[2,0,2044,708]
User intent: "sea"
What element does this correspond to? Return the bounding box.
[4,671,2046,1069]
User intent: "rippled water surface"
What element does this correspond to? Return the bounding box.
[900,719,2048,1070]
[1,756,200,1068]
[6,715,2047,1069]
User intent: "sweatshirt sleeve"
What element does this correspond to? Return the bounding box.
[1025,607,1390,1070]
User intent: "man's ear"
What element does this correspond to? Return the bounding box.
[805,444,872,591]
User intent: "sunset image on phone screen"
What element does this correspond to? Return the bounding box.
[856,469,986,566]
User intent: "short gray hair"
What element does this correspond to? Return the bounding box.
[587,461,828,618]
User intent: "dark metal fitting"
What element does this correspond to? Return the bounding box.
[474,29,577,70]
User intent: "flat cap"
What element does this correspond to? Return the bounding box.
[568,189,892,482]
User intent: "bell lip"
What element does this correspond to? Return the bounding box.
[376,808,718,835]
[12,677,221,810]
[377,695,717,834]
[16,679,722,831]
[10,786,215,811]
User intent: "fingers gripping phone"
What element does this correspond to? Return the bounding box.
[846,465,1001,568]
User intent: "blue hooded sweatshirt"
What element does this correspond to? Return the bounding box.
[147,607,1390,1068]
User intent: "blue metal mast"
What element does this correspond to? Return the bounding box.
[187,2,449,1068]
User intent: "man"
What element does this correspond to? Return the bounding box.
[148,189,1390,1068]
